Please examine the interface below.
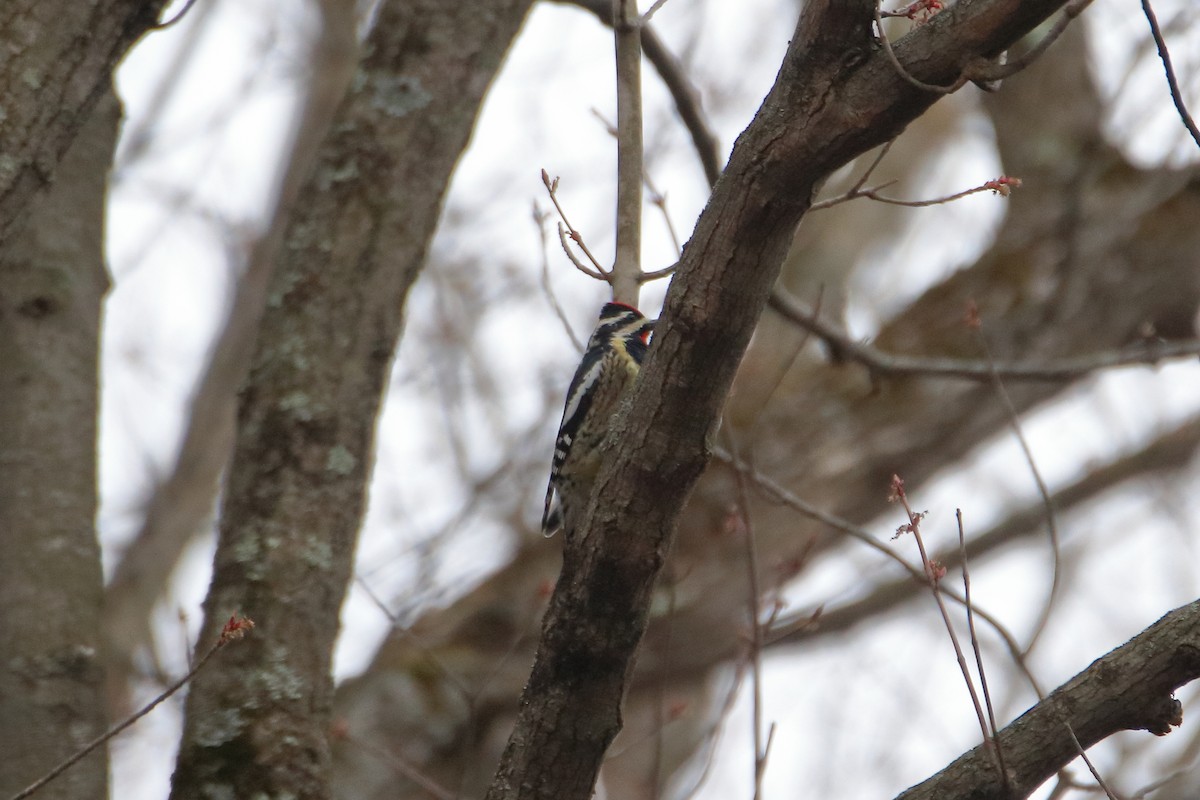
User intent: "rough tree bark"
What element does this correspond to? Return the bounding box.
[168,2,535,799]
[896,599,1200,800]
[335,5,1200,800]
[0,89,120,800]
[101,0,362,711]
[0,0,169,241]
[484,0,1098,797]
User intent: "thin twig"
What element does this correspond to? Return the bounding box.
[890,476,999,780]
[532,201,586,351]
[674,657,755,800]
[957,509,1010,793]
[541,169,609,279]
[336,728,457,800]
[847,140,895,194]
[875,0,1095,91]
[148,0,202,31]
[353,576,476,702]
[765,413,1200,690]
[1140,0,1200,152]
[643,172,682,256]
[638,262,678,283]
[874,0,963,94]
[969,316,1061,658]
[10,615,254,800]
[810,174,1020,211]
[641,0,672,23]
[1063,723,1120,800]
[713,447,1046,698]
[724,430,771,800]
[561,0,723,186]
[557,223,608,280]
[745,288,825,438]
[767,289,1200,382]
[963,0,1096,84]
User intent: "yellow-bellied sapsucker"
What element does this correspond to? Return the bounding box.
[541,302,655,537]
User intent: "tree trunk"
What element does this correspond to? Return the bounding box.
[169,2,535,798]
[0,89,119,800]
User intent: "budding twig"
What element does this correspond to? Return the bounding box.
[9,615,254,800]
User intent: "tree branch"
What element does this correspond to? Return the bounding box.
[767,289,1200,382]
[485,0,1079,797]
[102,0,362,705]
[769,413,1200,648]
[611,0,644,304]
[0,0,170,241]
[895,599,1200,800]
[169,3,535,798]
[1139,0,1200,151]
[558,0,723,187]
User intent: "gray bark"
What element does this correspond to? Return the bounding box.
[0,89,119,800]
[0,0,168,241]
[168,2,535,798]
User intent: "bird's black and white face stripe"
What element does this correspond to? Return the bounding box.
[588,302,654,349]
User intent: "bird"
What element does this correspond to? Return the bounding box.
[541,302,654,537]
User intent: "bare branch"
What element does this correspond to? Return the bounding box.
[970,319,1061,658]
[533,202,587,351]
[1063,724,1119,800]
[716,448,1046,699]
[874,0,1095,93]
[611,0,643,306]
[1139,0,1200,151]
[768,414,1200,654]
[558,0,723,187]
[875,0,965,94]
[767,289,1200,381]
[895,598,1198,800]
[962,0,1095,84]
[956,510,1011,794]
[10,616,253,800]
[810,173,1020,210]
[147,0,201,31]
[890,477,1001,784]
[542,170,610,278]
[557,222,609,281]
[723,431,770,799]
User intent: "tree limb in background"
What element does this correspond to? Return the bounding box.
[338,11,1200,800]
[768,413,1200,648]
[0,87,121,800]
[168,3,536,799]
[102,0,363,708]
[558,0,724,187]
[768,289,1200,382]
[484,0,1082,797]
[895,598,1200,800]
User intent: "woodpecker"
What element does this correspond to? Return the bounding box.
[541,302,655,537]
